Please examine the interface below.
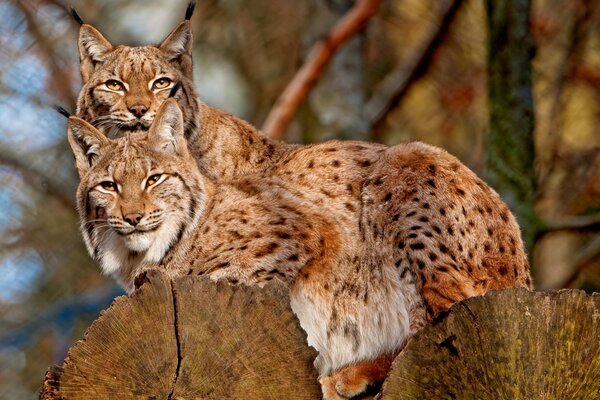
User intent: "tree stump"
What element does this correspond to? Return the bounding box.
[39,271,321,399]
[40,273,599,399]
[381,289,600,399]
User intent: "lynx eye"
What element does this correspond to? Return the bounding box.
[99,181,117,192]
[152,78,172,90]
[146,174,162,186]
[105,80,125,91]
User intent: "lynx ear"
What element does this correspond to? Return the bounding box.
[147,99,188,156]
[78,24,113,83]
[159,21,193,78]
[67,117,111,175]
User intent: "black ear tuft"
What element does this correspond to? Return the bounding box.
[185,0,196,21]
[54,105,72,118]
[169,81,182,98]
[70,7,85,25]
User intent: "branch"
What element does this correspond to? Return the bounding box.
[366,0,465,134]
[0,148,75,210]
[261,0,383,140]
[14,1,77,105]
[559,236,600,289]
[538,214,600,237]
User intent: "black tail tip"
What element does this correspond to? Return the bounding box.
[54,105,72,119]
[70,7,85,25]
[169,81,182,98]
[185,0,196,20]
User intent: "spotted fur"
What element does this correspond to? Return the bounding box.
[74,13,532,400]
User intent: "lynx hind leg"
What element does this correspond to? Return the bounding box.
[320,352,400,400]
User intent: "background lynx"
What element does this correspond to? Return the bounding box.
[69,98,530,399]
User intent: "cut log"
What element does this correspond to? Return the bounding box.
[40,271,321,399]
[381,289,600,399]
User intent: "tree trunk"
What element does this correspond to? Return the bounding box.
[484,0,539,264]
[39,271,320,399]
[41,273,599,399]
[382,289,600,399]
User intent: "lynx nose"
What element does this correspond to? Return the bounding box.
[128,105,148,118]
[124,212,144,227]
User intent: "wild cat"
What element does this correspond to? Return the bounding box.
[67,98,530,399]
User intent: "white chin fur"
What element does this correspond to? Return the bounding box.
[123,232,154,252]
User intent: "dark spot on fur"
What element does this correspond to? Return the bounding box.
[433,226,442,234]
[429,253,438,261]
[439,244,449,253]
[419,216,429,223]
[407,233,418,239]
[439,208,446,216]
[426,179,436,188]
[384,193,392,202]
[392,214,400,221]
[406,211,417,217]
[422,203,430,209]
[410,242,425,250]
[447,226,454,235]
[398,241,405,249]
[332,160,341,167]
[428,164,436,174]
[417,259,425,269]
[499,266,508,276]
[410,225,421,231]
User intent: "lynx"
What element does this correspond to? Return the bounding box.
[67,98,531,399]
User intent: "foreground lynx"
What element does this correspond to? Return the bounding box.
[68,97,531,399]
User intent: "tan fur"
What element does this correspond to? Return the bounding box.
[69,100,531,400]
[74,15,532,400]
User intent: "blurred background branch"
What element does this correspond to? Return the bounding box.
[262,0,382,139]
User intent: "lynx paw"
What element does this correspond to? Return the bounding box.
[319,353,397,400]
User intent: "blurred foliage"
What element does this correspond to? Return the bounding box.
[0,0,598,398]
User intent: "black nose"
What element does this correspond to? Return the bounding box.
[124,212,144,226]
[128,105,148,118]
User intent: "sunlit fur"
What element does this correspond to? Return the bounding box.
[76,22,199,142]
[74,13,533,400]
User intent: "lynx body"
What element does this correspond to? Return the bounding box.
[72,6,531,399]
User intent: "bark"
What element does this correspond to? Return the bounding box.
[484,0,539,262]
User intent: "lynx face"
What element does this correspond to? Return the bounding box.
[68,99,204,279]
[76,20,199,139]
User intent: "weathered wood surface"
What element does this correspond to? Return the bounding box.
[381,289,600,399]
[40,273,599,399]
[40,271,321,399]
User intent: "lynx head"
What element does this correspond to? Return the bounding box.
[75,2,199,141]
[68,99,205,288]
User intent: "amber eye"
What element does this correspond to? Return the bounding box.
[99,181,117,191]
[153,78,172,90]
[147,174,162,186]
[105,80,125,91]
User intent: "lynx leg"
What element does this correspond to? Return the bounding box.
[319,350,401,400]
